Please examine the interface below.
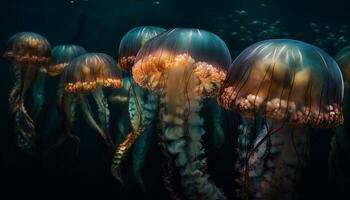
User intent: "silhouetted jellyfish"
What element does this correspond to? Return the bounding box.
[110,26,165,191]
[61,53,122,150]
[38,45,87,151]
[118,26,166,72]
[329,45,350,199]
[131,28,232,200]
[217,39,343,199]
[3,32,51,153]
[41,44,87,76]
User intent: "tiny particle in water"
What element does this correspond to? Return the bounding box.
[152,1,160,5]
[310,22,317,28]
[235,10,248,16]
[70,0,75,3]
[231,32,238,36]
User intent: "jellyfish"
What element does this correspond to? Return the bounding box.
[40,45,87,149]
[130,28,231,200]
[110,26,165,190]
[329,45,350,199]
[60,53,122,150]
[42,44,87,76]
[217,39,344,199]
[3,32,51,153]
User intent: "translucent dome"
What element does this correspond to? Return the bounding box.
[118,26,166,72]
[335,45,350,87]
[218,39,344,128]
[132,28,232,97]
[43,45,87,76]
[63,53,122,93]
[3,32,51,65]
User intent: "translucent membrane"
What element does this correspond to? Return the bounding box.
[118,26,166,72]
[335,45,350,85]
[218,39,344,128]
[132,28,232,97]
[63,53,122,93]
[3,32,51,65]
[44,45,87,75]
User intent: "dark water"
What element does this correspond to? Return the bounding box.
[1,0,350,199]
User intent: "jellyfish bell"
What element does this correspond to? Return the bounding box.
[132,28,231,200]
[3,32,51,65]
[64,53,122,93]
[218,39,344,128]
[41,45,87,76]
[118,26,166,72]
[133,28,231,98]
[61,53,122,149]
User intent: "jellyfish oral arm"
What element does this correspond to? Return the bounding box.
[160,66,226,200]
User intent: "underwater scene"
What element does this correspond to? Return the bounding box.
[1,0,350,199]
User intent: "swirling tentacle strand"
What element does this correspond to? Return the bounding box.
[238,120,309,200]
[79,94,112,149]
[130,87,158,191]
[111,83,158,184]
[12,64,39,153]
[208,98,226,148]
[92,87,112,145]
[159,133,184,200]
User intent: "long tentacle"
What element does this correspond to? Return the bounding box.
[111,77,131,146]
[159,133,184,200]
[79,94,112,149]
[92,87,113,146]
[208,98,225,148]
[239,120,309,200]
[31,73,45,120]
[12,64,39,153]
[111,81,158,183]
[131,90,158,191]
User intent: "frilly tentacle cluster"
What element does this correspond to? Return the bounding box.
[133,53,226,98]
[65,78,122,93]
[219,86,343,128]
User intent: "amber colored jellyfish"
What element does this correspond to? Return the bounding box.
[3,32,51,153]
[217,39,344,199]
[110,26,165,190]
[61,53,122,150]
[131,28,231,200]
[329,45,350,199]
